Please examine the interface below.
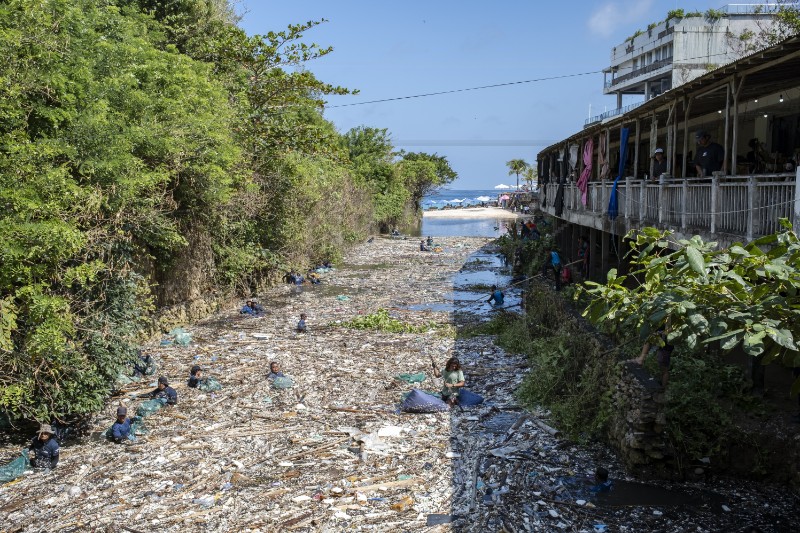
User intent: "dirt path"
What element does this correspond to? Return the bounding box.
[0,237,796,532]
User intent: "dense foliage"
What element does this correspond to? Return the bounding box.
[0,0,455,421]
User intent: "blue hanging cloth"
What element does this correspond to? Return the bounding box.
[607,127,630,220]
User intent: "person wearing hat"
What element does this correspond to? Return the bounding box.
[149,376,178,405]
[694,130,725,177]
[110,406,133,444]
[652,148,667,178]
[187,365,203,388]
[29,424,60,470]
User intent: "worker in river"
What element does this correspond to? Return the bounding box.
[432,357,465,407]
[150,376,178,405]
[29,424,60,470]
[487,285,504,306]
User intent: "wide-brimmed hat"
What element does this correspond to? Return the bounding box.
[38,424,55,436]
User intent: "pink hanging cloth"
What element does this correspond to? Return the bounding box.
[577,138,594,206]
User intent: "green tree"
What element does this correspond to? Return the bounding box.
[522,166,538,189]
[506,159,530,190]
[580,222,800,392]
[399,152,457,210]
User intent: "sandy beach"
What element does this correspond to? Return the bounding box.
[422,206,523,219]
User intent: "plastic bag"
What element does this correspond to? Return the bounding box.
[136,397,167,417]
[271,376,294,389]
[168,328,192,346]
[198,377,222,392]
[458,389,484,407]
[395,373,426,384]
[0,450,29,483]
[400,389,449,413]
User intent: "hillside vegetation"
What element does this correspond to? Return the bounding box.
[0,0,455,421]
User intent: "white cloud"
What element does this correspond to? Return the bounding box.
[587,0,655,38]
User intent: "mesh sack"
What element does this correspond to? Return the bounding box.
[400,389,449,413]
[136,397,167,417]
[457,388,484,407]
[168,328,192,346]
[0,450,29,483]
[198,377,223,392]
[395,373,426,384]
[271,376,294,389]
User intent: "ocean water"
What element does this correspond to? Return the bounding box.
[422,188,506,210]
[406,188,519,238]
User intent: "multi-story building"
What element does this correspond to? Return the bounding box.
[592,4,777,125]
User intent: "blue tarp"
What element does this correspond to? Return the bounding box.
[607,127,630,220]
[458,389,484,407]
[400,389,449,413]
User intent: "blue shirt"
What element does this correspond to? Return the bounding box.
[30,437,60,468]
[488,290,504,305]
[111,418,132,441]
[550,251,561,266]
[151,385,178,405]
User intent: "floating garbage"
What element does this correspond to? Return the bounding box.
[394,372,426,384]
[167,327,192,346]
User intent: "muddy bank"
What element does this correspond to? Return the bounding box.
[0,237,796,532]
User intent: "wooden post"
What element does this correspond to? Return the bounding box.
[589,228,597,280]
[658,174,666,224]
[711,174,719,234]
[649,114,658,179]
[601,231,610,276]
[681,178,688,231]
[794,167,800,232]
[723,82,731,174]
[639,179,646,223]
[633,118,640,179]
[731,74,747,176]
[682,97,694,178]
[625,176,632,219]
[747,175,756,241]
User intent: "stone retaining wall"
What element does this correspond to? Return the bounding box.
[608,362,676,478]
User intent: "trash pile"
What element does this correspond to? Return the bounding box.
[0,236,796,532]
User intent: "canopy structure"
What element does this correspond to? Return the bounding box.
[500,194,510,200]
[494,184,511,189]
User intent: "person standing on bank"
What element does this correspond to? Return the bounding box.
[652,148,668,178]
[694,130,725,178]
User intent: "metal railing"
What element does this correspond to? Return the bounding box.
[585,100,647,126]
[540,173,798,241]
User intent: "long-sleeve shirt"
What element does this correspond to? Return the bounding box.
[488,290,504,305]
[29,437,59,469]
[150,385,178,405]
[111,418,132,442]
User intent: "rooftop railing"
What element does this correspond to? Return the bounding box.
[584,100,646,127]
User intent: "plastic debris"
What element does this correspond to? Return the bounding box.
[0,450,29,483]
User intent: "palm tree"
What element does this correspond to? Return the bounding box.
[506,159,529,190]
[522,166,538,190]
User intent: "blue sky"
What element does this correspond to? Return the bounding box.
[239,0,727,189]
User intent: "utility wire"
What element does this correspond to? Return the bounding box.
[326,71,603,108]
[325,49,748,110]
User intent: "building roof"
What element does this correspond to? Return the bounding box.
[539,34,800,157]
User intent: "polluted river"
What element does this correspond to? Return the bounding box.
[0,220,796,532]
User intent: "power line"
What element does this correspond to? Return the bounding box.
[326,71,603,108]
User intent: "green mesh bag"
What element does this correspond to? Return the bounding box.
[271,376,294,389]
[395,372,426,384]
[0,450,29,483]
[198,377,222,392]
[136,397,167,417]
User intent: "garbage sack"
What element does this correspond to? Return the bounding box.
[400,389,449,413]
[198,377,223,392]
[168,328,192,346]
[131,417,148,436]
[136,397,167,417]
[0,450,29,483]
[271,376,294,389]
[395,372,426,384]
[133,353,157,377]
[457,388,484,407]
